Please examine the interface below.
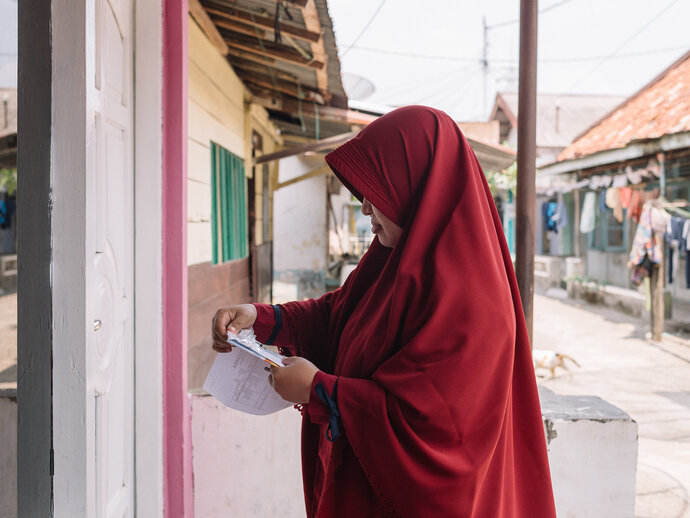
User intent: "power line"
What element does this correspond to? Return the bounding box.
[567,0,682,91]
[339,43,689,64]
[487,0,576,29]
[340,0,387,58]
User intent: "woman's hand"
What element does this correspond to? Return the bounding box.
[270,357,320,404]
[211,304,258,353]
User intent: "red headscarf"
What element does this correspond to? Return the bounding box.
[279,105,556,517]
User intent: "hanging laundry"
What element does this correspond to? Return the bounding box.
[545,201,559,232]
[612,174,628,188]
[626,165,646,185]
[598,189,608,213]
[666,216,686,284]
[619,187,633,209]
[580,191,597,233]
[628,202,663,285]
[605,188,624,222]
[552,192,568,232]
[627,190,643,222]
[589,175,613,189]
[683,219,690,290]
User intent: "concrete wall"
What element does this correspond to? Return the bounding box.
[274,155,328,300]
[0,391,16,518]
[191,393,305,518]
[540,387,638,518]
[586,249,632,288]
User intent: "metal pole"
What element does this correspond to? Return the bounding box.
[516,0,538,345]
[482,16,488,117]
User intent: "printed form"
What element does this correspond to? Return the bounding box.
[204,330,292,415]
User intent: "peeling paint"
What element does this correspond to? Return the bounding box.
[545,419,558,445]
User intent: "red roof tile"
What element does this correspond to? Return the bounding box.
[558,50,690,161]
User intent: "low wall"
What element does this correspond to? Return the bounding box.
[191,392,306,518]
[540,387,638,518]
[0,389,16,518]
[192,387,638,518]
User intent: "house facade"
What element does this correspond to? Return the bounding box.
[537,51,690,322]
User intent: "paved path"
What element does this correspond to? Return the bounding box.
[0,291,16,389]
[534,291,690,518]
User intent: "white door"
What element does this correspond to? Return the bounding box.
[92,0,135,515]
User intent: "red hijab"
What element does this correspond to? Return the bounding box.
[281,105,556,517]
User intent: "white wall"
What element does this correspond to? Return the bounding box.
[191,394,306,518]
[273,155,328,299]
[187,17,246,266]
[540,387,638,518]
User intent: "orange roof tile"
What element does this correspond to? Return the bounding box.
[558,50,690,161]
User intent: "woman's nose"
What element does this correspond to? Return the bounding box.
[362,198,372,215]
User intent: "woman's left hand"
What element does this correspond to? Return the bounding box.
[270,357,320,404]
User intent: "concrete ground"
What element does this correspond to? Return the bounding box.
[534,290,690,518]
[0,291,16,390]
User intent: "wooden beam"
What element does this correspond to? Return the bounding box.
[227,48,277,68]
[203,5,321,43]
[302,0,328,93]
[270,0,308,7]
[211,17,269,42]
[230,58,299,82]
[224,37,324,70]
[236,70,325,103]
[255,131,359,164]
[276,164,331,189]
[253,93,378,125]
[189,0,229,56]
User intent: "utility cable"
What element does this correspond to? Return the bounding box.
[488,0,576,29]
[340,0,387,58]
[567,0,682,91]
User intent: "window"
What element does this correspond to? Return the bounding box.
[211,143,247,263]
[587,195,628,253]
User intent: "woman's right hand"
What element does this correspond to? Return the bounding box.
[211,304,258,353]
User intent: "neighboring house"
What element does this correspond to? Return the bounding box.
[267,115,516,301]
[538,50,690,319]
[489,91,627,255]
[0,88,17,290]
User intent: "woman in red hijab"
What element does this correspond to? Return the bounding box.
[212,105,556,517]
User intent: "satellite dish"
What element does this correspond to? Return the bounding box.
[342,73,375,101]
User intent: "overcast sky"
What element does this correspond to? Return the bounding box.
[328,0,690,120]
[1,0,688,122]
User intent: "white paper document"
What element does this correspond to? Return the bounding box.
[203,329,292,415]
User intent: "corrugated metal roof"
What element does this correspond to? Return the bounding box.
[559,50,690,161]
[492,92,626,149]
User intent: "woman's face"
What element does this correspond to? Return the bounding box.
[362,198,403,248]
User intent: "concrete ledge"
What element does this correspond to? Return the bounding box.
[0,392,17,517]
[567,279,648,318]
[540,387,638,518]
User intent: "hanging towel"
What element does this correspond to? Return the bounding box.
[580,191,597,233]
[553,192,568,231]
[605,188,623,222]
[619,187,633,208]
[627,190,643,222]
[666,216,686,284]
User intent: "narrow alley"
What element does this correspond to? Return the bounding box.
[533,292,690,518]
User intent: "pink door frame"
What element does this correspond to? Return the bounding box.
[163,0,194,516]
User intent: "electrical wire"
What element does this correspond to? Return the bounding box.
[488,0,576,29]
[567,0,683,91]
[340,0,387,58]
[339,43,690,64]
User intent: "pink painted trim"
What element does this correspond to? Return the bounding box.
[162,1,193,517]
